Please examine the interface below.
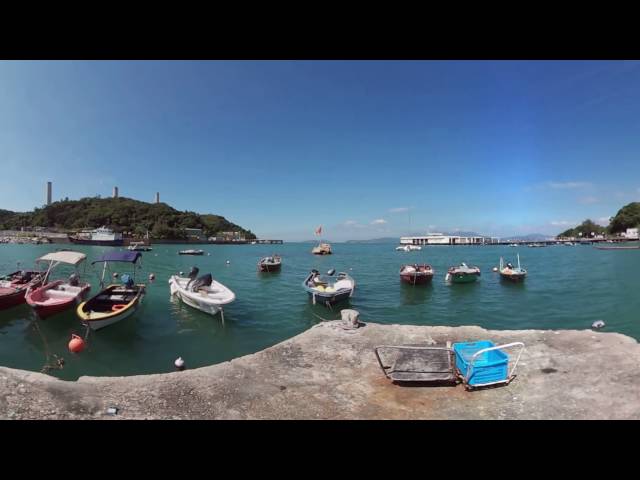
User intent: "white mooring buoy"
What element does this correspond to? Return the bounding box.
[492,267,498,272]
[174,357,185,371]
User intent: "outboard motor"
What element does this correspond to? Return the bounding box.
[186,266,200,288]
[188,266,199,280]
[68,273,79,286]
[190,273,212,291]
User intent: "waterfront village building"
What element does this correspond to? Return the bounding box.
[209,231,246,242]
[400,232,499,245]
[622,228,639,239]
[184,228,206,241]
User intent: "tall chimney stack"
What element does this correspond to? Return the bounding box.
[155,192,160,204]
[46,181,52,206]
[113,186,119,198]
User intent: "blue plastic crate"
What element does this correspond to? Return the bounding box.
[453,341,509,386]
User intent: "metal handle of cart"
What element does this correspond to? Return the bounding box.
[463,342,525,387]
[375,345,452,379]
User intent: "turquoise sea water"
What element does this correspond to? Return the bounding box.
[1,242,638,380]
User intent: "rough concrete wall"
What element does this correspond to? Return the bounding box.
[1,322,639,419]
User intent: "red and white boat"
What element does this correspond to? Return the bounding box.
[0,270,45,310]
[25,251,91,319]
[399,264,434,285]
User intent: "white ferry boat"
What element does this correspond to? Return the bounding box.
[69,226,124,246]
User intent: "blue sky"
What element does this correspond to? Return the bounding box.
[1,60,639,240]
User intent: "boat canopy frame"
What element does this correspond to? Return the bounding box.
[36,251,88,284]
[91,251,143,288]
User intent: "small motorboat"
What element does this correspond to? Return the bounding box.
[302,269,355,306]
[77,251,146,330]
[26,251,91,319]
[169,267,235,320]
[0,269,45,311]
[312,243,332,255]
[258,255,282,272]
[179,249,205,255]
[128,242,152,251]
[498,255,527,282]
[396,244,422,251]
[445,263,481,284]
[399,264,434,285]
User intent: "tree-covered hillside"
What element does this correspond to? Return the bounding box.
[557,219,607,238]
[608,202,640,234]
[0,197,256,240]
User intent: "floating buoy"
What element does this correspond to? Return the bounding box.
[179,271,184,276]
[68,334,85,353]
[175,357,185,371]
[592,320,605,329]
[492,267,498,272]
[148,273,155,281]
[226,260,230,265]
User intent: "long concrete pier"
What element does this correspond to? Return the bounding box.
[1,322,639,419]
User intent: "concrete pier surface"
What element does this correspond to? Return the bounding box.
[1,321,639,419]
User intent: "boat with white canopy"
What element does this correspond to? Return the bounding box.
[26,251,91,318]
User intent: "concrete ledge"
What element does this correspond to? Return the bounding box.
[1,322,639,419]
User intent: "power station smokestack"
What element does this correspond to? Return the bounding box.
[155,192,160,204]
[113,186,119,198]
[46,182,52,206]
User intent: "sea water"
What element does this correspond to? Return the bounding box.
[0,242,638,380]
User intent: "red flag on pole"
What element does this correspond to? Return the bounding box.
[315,225,322,236]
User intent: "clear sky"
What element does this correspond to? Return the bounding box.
[1,60,639,240]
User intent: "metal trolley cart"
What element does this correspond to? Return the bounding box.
[374,343,457,384]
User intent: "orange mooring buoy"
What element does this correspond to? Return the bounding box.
[68,334,85,353]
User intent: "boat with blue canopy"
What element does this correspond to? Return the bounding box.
[76,251,146,330]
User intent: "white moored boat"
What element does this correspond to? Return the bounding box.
[169,267,235,322]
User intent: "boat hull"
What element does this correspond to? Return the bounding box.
[69,237,124,246]
[27,282,91,319]
[77,285,145,330]
[0,289,29,310]
[258,263,282,272]
[400,273,433,285]
[306,290,352,305]
[447,273,479,284]
[500,272,526,282]
[176,290,222,315]
[84,300,141,330]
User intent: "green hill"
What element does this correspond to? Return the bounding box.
[556,202,640,238]
[0,197,256,240]
[608,202,640,234]
[557,219,607,238]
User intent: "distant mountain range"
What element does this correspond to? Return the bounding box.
[502,233,553,241]
[344,237,398,244]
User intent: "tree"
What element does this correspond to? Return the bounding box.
[608,202,640,234]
